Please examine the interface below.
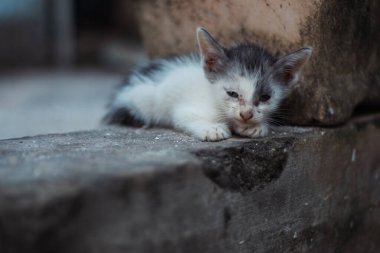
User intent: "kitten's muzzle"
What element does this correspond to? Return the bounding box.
[240,111,253,121]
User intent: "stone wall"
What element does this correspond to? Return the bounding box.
[136,0,380,126]
[0,0,49,68]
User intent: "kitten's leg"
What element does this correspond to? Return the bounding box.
[181,121,231,141]
[233,123,269,138]
[172,108,231,141]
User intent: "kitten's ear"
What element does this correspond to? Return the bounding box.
[196,27,228,80]
[272,47,312,86]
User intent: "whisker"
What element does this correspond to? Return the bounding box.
[266,120,283,126]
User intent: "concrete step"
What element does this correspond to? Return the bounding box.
[0,114,379,252]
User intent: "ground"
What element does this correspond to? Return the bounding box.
[0,70,121,139]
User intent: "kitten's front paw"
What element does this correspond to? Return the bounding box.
[233,124,269,138]
[196,124,231,142]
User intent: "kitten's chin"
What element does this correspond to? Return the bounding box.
[233,119,260,127]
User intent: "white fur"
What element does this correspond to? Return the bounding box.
[112,58,274,141]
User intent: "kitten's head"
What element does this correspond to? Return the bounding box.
[196,27,312,127]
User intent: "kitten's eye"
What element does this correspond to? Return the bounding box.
[260,94,271,102]
[227,91,239,98]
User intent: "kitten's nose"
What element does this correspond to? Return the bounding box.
[240,111,253,121]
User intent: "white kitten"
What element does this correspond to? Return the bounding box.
[103,27,312,141]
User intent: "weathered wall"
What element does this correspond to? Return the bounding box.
[0,0,49,68]
[0,114,379,252]
[136,0,380,125]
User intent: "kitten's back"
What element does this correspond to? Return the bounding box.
[103,54,201,127]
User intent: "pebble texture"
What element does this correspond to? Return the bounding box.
[0,113,379,252]
[136,0,380,125]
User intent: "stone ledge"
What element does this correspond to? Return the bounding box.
[0,114,380,252]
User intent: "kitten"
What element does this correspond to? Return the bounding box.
[103,27,312,141]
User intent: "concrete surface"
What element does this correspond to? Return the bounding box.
[136,0,380,126]
[0,70,122,139]
[0,113,379,252]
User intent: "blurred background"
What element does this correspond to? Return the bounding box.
[0,0,146,139]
